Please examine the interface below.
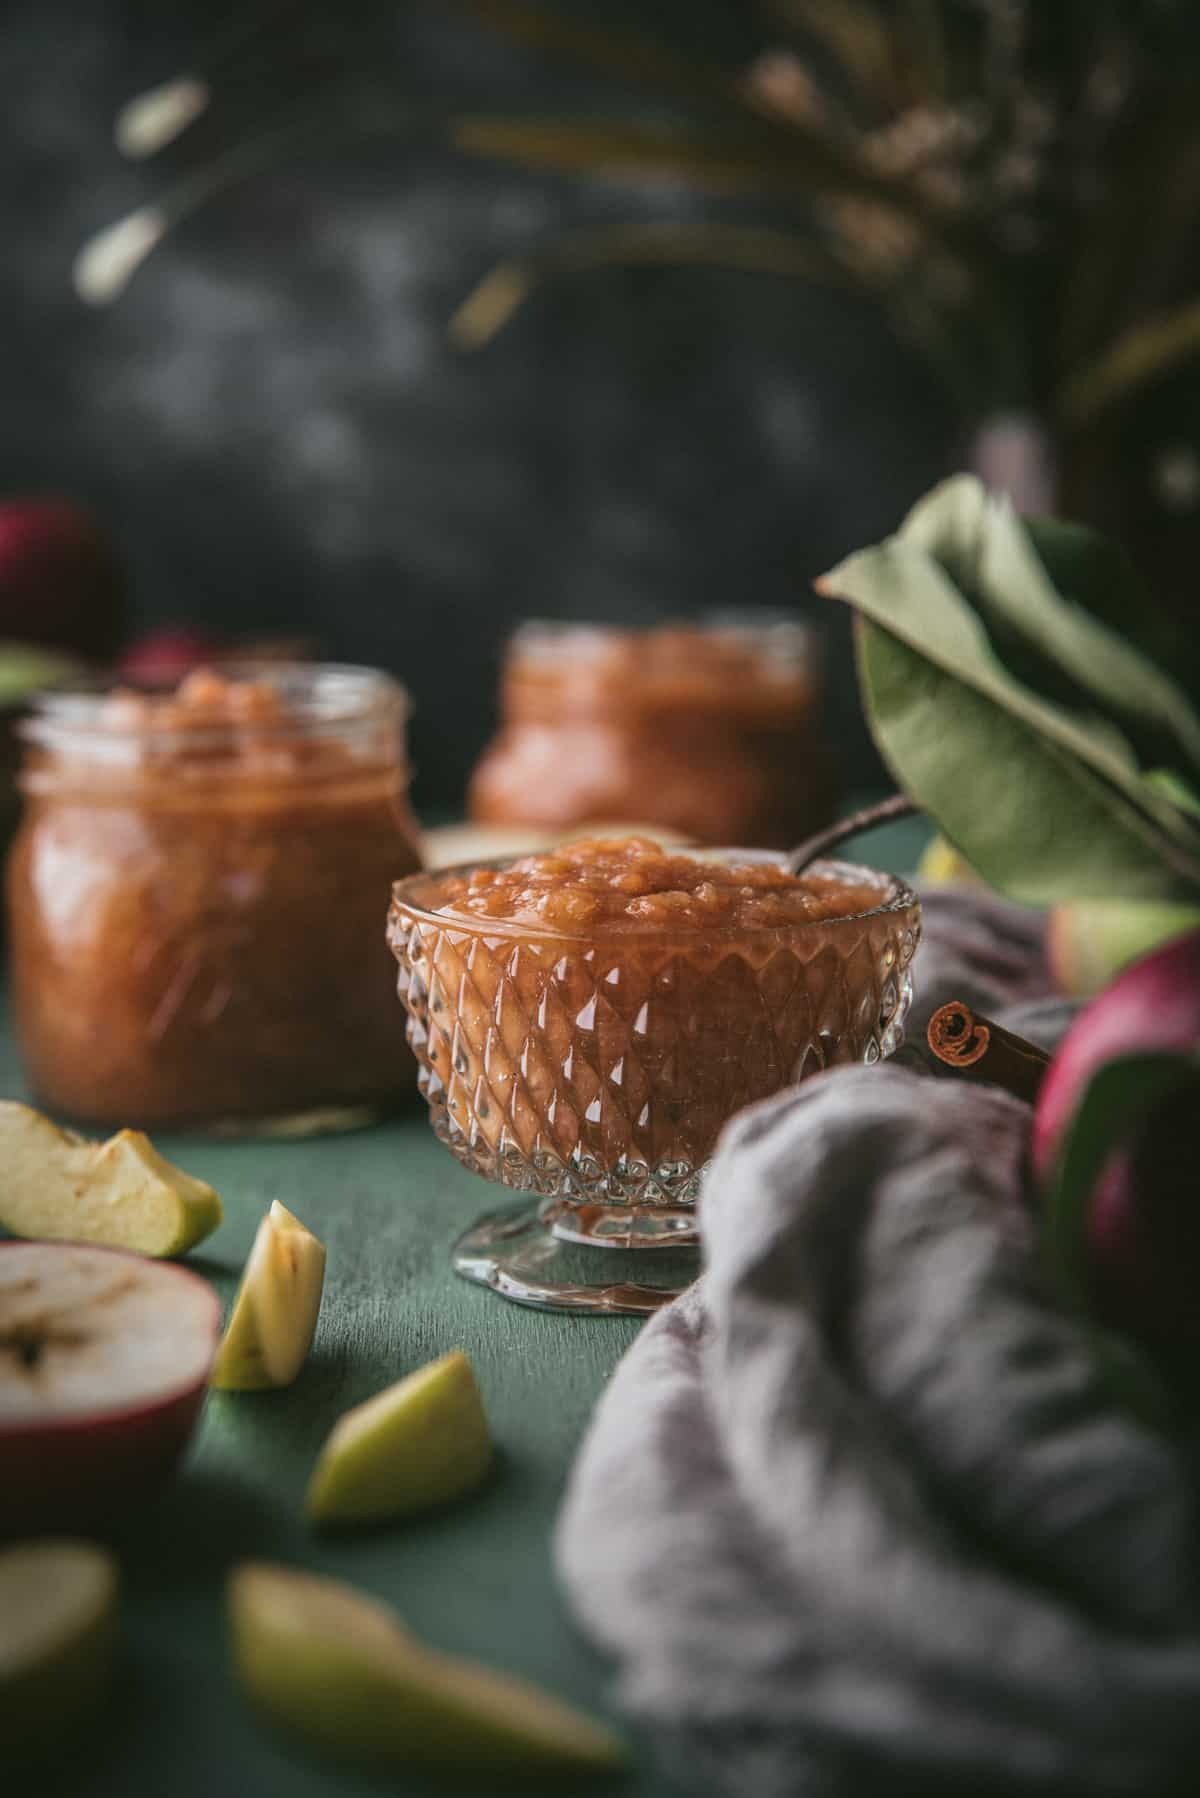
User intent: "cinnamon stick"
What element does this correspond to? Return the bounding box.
[926,1000,1051,1104]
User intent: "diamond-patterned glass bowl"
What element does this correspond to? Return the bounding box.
[388,855,920,1234]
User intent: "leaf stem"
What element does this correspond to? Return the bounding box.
[786,793,919,874]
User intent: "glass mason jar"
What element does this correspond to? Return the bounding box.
[468,615,836,850]
[6,664,421,1133]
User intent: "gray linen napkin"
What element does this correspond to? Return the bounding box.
[556,889,1200,1797]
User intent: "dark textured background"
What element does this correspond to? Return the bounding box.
[0,0,959,813]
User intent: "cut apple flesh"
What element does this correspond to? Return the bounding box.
[306,1350,492,1526]
[212,1201,325,1391]
[0,1539,119,1750]
[0,1242,220,1531]
[229,1562,624,1775]
[0,1101,222,1257]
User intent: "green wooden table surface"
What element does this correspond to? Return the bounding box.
[7,809,929,1798]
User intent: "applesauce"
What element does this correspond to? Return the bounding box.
[435,836,884,933]
[7,665,421,1131]
[389,838,919,1200]
[468,617,836,849]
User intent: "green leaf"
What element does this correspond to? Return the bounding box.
[820,475,1200,900]
[825,539,1200,883]
[854,619,1200,903]
[1040,1051,1199,1313]
[900,477,1200,783]
[1148,769,1200,819]
[1024,516,1184,693]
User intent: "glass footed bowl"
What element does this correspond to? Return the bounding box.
[387,852,920,1313]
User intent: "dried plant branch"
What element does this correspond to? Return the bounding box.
[448,116,825,196]
[1058,296,1200,430]
[82,0,1200,474]
[113,0,310,158]
[448,221,852,350]
[761,0,897,104]
[77,100,427,301]
[453,0,765,122]
[449,114,970,251]
[450,3,988,256]
[903,0,953,102]
[1059,75,1200,370]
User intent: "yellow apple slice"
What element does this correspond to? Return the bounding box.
[212,1202,326,1391]
[0,1540,119,1752]
[305,1350,491,1526]
[228,1562,623,1775]
[0,1101,222,1257]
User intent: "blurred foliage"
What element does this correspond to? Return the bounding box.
[444,1,1200,436]
[83,1,1200,590]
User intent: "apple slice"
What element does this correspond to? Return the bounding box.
[228,1562,624,1775]
[0,1241,220,1531]
[212,1202,325,1392]
[305,1350,491,1527]
[0,1101,222,1257]
[0,1540,119,1751]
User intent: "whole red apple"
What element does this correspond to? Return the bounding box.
[0,1241,220,1534]
[0,499,126,661]
[1033,928,1200,1346]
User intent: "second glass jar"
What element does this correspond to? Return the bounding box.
[468,615,836,850]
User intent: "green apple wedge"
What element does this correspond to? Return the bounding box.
[305,1350,491,1527]
[228,1562,624,1776]
[212,1202,325,1391]
[0,1101,221,1256]
[0,1540,119,1753]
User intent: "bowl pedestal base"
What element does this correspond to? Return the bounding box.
[451,1197,699,1315]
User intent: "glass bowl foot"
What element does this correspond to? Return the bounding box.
[451,1198,699,1316]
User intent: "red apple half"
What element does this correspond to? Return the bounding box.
[0,1242,220,1533]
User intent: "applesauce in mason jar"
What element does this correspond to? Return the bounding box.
[6,665,422,1132]
[468,616,836,850]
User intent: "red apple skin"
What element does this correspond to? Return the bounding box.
[0,1244,220,1536]
[0,500,127,661]
[1032,929,1200,1348]
[117,626,222,686]
[1083,1086,1200,1345]
[1032,930,1200,1184]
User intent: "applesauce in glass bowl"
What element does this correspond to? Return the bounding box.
[7,665,422,1134]
[388,837,920,1312]
[468,616,836,849]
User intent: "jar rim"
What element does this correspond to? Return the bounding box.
[18,660,410,752]
[389,852,919,948]
[507,611,816,665]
